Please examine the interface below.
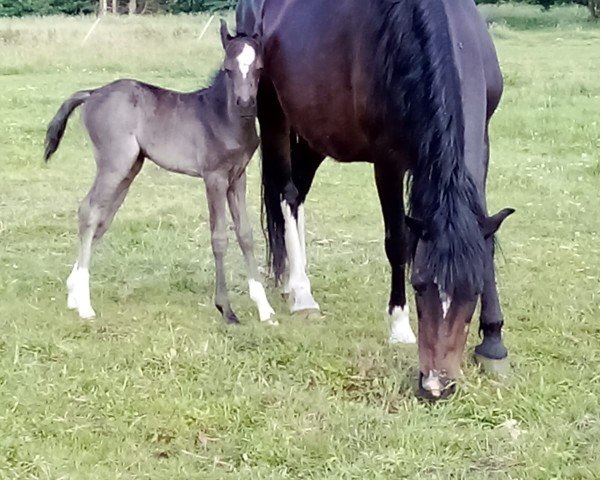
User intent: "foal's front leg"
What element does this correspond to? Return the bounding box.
[227,172,276,324]
[205,173,238,324]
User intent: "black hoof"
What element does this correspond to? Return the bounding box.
[217,305,240,325]
[225,312,240,325]
[475,337,508,360]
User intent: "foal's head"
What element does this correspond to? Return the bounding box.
[220,19,263,117]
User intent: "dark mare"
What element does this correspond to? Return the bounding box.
[237,0,514,398]
[44,22,276,325]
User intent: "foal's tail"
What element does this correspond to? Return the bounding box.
[44,90,94,162]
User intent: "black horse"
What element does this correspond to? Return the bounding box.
[237,0,514,398]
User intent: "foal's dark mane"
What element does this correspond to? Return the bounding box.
[372,0,486,295]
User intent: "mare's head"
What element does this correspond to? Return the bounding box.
[406,208,514,400]
[220,19,263,117]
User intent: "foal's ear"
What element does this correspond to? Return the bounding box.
[220,19,233,49]
[481,208,515,239]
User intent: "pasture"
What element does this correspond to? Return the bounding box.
[1,6,599,478]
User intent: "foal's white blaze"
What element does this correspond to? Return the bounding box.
[237,43,256,79]
[66,263,96,319]
[249,279,276,324]
[389,305,417,344]
[280,200,320,312]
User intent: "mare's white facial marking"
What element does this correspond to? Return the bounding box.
[236,43,256,79]
[438,286,452,319]
[389,305,417,345]
[434,278,452,319]
[422,370,443,398]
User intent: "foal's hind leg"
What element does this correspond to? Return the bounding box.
[227,172,275,324]
[205,172,238,324]
[68,152,142,319]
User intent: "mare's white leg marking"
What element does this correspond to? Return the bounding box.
[297,204,307,268]
[281,201,320,312]
[237,44,256,79]
[389,305,417,344]
[66,263,96,319]
[249,279,276,324]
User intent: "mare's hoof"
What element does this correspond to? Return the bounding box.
[474,353,511,377]
[291,308,322,321]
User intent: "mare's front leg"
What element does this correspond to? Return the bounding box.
[227,171,276,324]
[205,172,238,324]
[475,237,509,368]
[374,160,416,344]
[474,130,510,373]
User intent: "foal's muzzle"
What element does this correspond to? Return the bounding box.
[236,97,257,117]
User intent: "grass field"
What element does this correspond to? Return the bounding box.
[1,6,599,479]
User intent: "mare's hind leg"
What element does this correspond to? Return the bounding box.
[227,171,275,324]
[374,159,416,344]
[67,151,142,319]
[205,172,238,324]
[258,80,319,314]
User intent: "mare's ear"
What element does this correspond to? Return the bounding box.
[481,208,515,239]
[220,19,233,50]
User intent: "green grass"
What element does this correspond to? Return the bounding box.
[1,8,600,479]
[479,3,597,29]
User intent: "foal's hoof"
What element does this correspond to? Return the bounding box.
[78,306,96,320]
[224,312,240,325]
[291,308,322,321]
[474,353,511,377]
